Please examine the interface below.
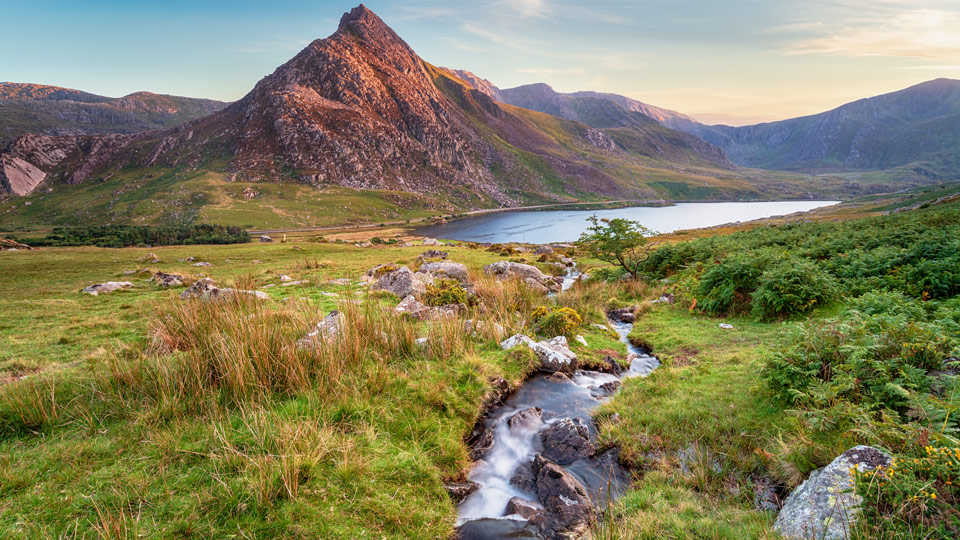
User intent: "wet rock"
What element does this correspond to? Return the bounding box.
[151,271,183,287]
[599,380,621,394]
[259,235,273,243]
[180,278,218,299]
[774,445,891,540]
[370,266,431,298]
[510,466,539,494]
[533,454,593,532]
[82,281,133,296]
[607,306,637,323]
[544,372,570,383]
[417,261,469,283]
[505,496,545,519]
[469,428,495,460]
[532,336,578,373]
[297,310,344,348]
[444,481,480,503]
[507,407,543,430]
[541,418,595,465]
[602,355,623,376]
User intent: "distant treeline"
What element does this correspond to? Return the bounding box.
[18,224,250,248]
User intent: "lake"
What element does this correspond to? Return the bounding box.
[415,200,840,244]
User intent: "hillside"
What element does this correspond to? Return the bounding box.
[0,82,227,146]
[0,6,849,229]
[679,79,960,178]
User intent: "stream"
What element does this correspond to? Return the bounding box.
[456,267,660,539]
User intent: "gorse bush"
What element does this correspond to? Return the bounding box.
[531,306,582,337]
[422,278,470,307]
[751,259,838,319]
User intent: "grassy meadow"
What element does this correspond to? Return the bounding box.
[1,192,958,539]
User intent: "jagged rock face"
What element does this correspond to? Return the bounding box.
[0,155,45,196]
[225,5,481,193]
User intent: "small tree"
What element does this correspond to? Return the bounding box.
[577,215,655,279]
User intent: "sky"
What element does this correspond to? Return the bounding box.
[3,0,960,125]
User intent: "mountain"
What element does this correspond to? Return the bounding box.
[0,83,228,147]
[677,79,960,177]
[0,5,839,228]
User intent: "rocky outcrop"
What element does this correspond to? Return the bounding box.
[297,310,344,348]
[499,334,579,373]
[82,281,133,295]
[151,272,184,287]
[774,445,891,540]
[540,418,595,465]
[0,155,46,196]
[370,266,431,298]
[416,261,469,284]
[483,261,560,293]
[444,481,480,504]
[180,278,218,299]
[178,278,267,302]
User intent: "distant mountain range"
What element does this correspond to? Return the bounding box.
[456,73,960,181]
[0,4,954,228]
[0,83,227,147]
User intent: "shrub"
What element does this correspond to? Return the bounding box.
[696,253,767,315]
[19,224,250,247]
[751,259,838,319]
[533,306,582,337]
[422,279,469,307]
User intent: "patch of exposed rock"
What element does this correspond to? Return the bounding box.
[82,281,133,296]
[483,261,561,293]
[774,445,891,540]
[297,310,344,348]
[540,418,595,465]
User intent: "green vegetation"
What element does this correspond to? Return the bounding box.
[422,278,470,307]
[578,215,654,279]
[2,193,959,538]
[16,224,250,248]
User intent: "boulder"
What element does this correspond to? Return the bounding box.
[395,295,433,320]
[534,245,554,256]
[370,266,430,298]
[297,310,344,348]
[151,272,184,287]
[82,281,133,296]
[192,261,212,267]
[422,238,442,246]
[774,445,891,540]
[540,418,595,465]
[533,454,593,531]
[505,496,545,519]
[444,481,480,504]
[483,261,559,292]
[507,407,543,430]
[532,336,578,373]
[500,334,536,351]
[574,335,588,347]
[259,235,273,243]
[279,274,293,282]
[561,257,575,267]
[180,278,218,299]
[652,293,676,304]
[417,261,469,284]
[420,249,448,259]
[202,288,270,302]
[139,252,161,263]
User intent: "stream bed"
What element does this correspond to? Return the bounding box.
[455,309,659,539]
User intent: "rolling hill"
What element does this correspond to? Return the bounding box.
[0,83,228,147]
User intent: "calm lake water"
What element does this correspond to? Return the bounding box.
[416,200,840,244]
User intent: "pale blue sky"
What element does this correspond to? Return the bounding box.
[3,0,960,125]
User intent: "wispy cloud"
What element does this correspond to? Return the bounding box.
[515,66,586,76]
[781,9,960,60]
[902,64,960,71]
[494,0,551,19]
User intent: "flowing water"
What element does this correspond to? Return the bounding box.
[417,200,839,244]
[456,286,660,538]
